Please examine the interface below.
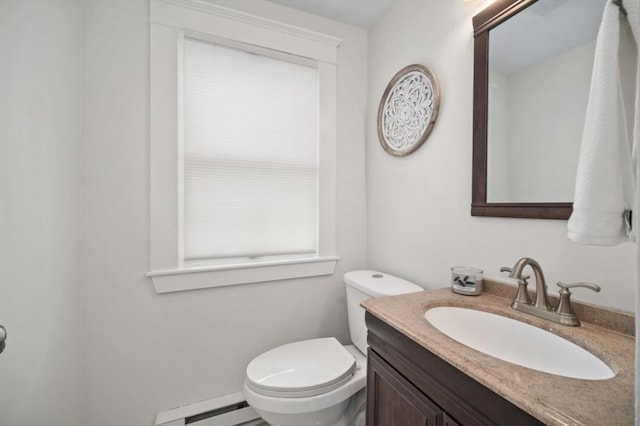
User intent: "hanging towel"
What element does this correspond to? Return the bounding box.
[626,0,640,248]
[567,0,638,246]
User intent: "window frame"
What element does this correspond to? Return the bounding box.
[148,0,341,294]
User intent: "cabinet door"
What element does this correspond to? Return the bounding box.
[367,350,442,426]
[443,413,460,426]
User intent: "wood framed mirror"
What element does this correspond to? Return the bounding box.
[471,0,605,219]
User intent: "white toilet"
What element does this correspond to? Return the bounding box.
[243,270,423,426]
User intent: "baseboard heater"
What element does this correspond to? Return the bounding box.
[155,391,267,426]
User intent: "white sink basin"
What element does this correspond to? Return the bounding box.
[424,306,614,380]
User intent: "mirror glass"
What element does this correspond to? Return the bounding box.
[486,0,606,203]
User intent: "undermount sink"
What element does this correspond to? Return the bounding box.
[424,306,614,380]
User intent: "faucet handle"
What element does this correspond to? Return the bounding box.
[500,267,530,281]
[554,282,601,326]
[508,275,533,310]
[556,282,601,293]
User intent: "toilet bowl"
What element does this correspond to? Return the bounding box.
[244,270,422,426]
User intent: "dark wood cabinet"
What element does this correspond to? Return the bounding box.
[443,413,460,426]
[365,312,543,426]
[367,350,441,426]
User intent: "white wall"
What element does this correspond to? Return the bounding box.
[81,1,367,424]
[366,0,636,312]
[0,1,83,425]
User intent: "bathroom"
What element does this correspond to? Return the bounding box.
[0,0,636,425]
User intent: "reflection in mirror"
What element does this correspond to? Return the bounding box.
[486,0,606,203]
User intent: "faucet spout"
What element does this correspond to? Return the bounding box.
[501,257,600,327]
[507,257,552,311]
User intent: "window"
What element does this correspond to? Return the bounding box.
[148,0,341,293]
[182,38,318,265]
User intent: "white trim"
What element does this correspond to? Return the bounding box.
[149,257,338,294]
[150,0,341,64]
[317,61,337,256]
[176,30,186,266]
[149,255,339,276]
[156,0,341,47]
[151,22,181,271]
[182,30,320,68]
[155,391,261,426]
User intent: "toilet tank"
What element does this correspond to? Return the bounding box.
[344,270,423,355]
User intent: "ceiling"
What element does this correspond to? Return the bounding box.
[267,0,395,28]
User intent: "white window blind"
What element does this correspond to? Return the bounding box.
[182,37,319,262]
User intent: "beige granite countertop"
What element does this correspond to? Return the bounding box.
[362,287,635,426]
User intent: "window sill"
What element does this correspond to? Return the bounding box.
[147,256,339,294]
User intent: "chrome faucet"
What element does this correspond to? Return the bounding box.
[501,257,600,327]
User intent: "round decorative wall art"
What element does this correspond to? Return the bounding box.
[377,64,440,157]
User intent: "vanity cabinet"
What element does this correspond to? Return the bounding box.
[365,312,543,426]
[367,350,444,425]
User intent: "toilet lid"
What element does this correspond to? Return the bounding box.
[246,337,356,398]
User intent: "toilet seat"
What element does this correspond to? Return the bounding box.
[246,338,356,398]
[244,345,367,416]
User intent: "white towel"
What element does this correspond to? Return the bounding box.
[626,0,640,249]
[567,0,638,246]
